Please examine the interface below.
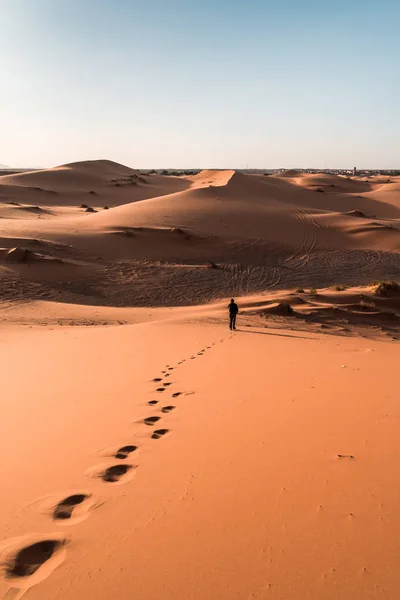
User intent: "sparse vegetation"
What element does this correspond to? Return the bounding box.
[80,203,89,209]
[359,300,376,311]
[85,207,96,213]
[295,287,305,293]
[375,281,400,297]
[88,190,97,195]
[334,285,347,291]
[380,307,399,317]
[292,296,307,304]
[104,205,109,210]
[158,169,196,176]
[309,288,317,294]
[208,261,219,269]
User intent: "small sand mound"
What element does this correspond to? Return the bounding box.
[18,205,47,213]
[208,261,219,269]
[369,221,394,229]
[2,247,64,266]
[171,227,193,239]
[344,210,367,218]
[265,302,295,316]
[6,247,33,263]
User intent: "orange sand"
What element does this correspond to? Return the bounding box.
[0,161,400,599]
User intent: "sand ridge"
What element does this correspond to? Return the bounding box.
[1,163,400,307]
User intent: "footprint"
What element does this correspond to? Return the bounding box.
[172,392,182,398]
[1,534,68,584]
[156,388,166,392]
[168,367,174,371]
[153,378,162,382]
[101,464,133,483]
[148,400,158,406]
[152,429,169,440]
[144,416,161,426]
[115,445,137,459]
[162,405,176,413]
[10,541,61,578]
[53,494,89,520]
[163,382,172,387]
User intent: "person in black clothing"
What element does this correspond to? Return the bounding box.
[228,298,239,330]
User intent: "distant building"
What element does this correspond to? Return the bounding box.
[353,167,357,176]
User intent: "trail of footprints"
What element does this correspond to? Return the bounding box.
[1,343,216,592]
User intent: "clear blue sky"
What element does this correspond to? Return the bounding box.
[1,0,399,169]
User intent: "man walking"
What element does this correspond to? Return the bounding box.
[228,298,239,330]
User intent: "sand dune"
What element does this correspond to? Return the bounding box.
[1,165,400,306]
[187,168,235,188]
[287,172,373,193]
[0,159,138,189]
[2,159,400,599]
[0,160,190,207]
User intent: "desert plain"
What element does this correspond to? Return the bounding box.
[0,161,400,599]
